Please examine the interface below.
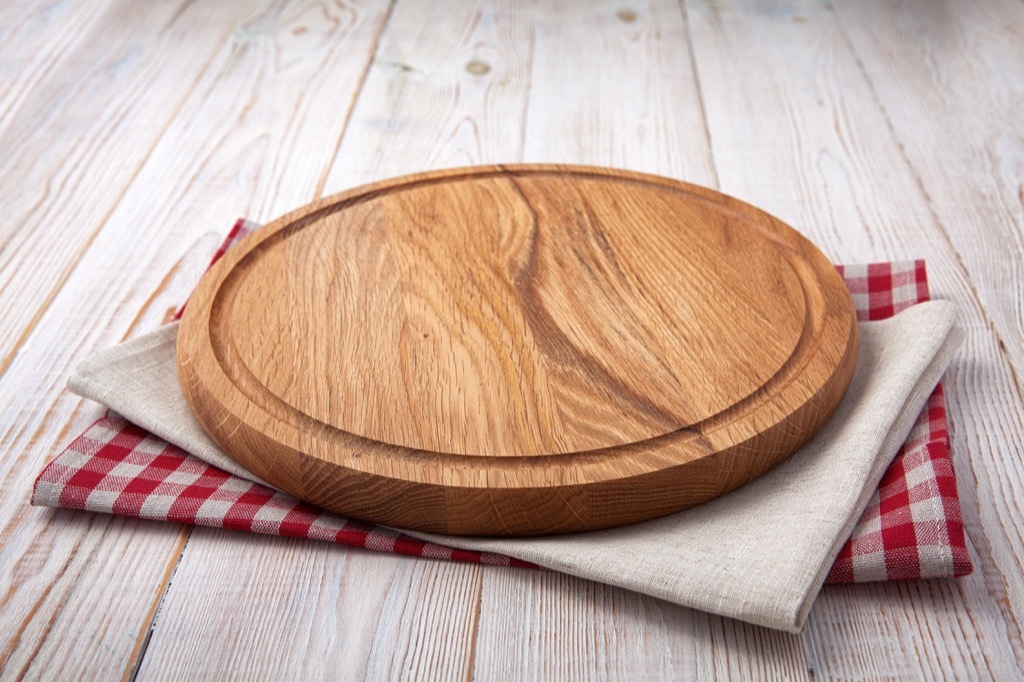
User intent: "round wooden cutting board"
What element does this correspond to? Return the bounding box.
[177,165,858,536]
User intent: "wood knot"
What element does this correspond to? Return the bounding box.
[466,60,491,76]
[616,9,637,22]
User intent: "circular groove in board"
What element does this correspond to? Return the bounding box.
[177,165,859,536]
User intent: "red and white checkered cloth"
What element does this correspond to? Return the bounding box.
[32,220,972,583]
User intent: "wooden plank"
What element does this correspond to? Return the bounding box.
[474,568,813,680]
[520,0,715,186]
[320,0,533,193]
[825,4,1024,671]
[0,0,393,677]
[809,576,1013,678]
[150,0,815,677]
[0,0,261,378]
[361,560,482,679]
[136,532,483,680]
[0,0,115,136]
[139,0,533,674]
[40,0,396,321]
[831,0,1024,376]
[682,0,1024,675]
[0,231,218,679]
[473,3,815,677]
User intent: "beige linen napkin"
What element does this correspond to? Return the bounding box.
[68,300,962,631]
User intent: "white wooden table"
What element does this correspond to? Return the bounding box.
[2,0,1021,678]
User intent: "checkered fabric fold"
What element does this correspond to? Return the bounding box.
[33,220,972,583]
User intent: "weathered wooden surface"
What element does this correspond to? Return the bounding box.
[0,0,1020,677]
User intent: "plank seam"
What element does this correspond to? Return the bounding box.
[678,0,721,189]
[516,21,536,163]
[834,19,1024,408]
[0,2,250,388]
[464,572,484,681]
[313,0,399,200]
[125,528,193,682]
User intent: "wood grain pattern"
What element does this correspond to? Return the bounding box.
[0,231,220,680]
[177,165,858,535]
[0,0,394,678]
[141,1,542,678]
[473,567,814,680]
[1,0,1022,677]
[135,532,483,680]
[0,0,112,138]
[469,5,817,678]
[520,0,716,185]
[320,0,534,193]
[828,4,1024,672]
[683,0,1024,676]
[0,0,257,378]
